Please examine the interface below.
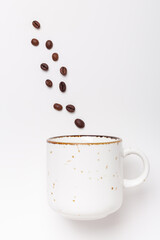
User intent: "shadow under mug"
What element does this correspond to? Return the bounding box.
[47,135,149,220]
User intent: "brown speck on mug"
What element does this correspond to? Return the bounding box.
[53,183,55,188]
[51,192,53,195]
[73,200,75,202]
[81,170,83,173]
[73,168,76,171]
[100,176,103,179]
[76,145,80,152]
[66,160,72,163]
[106,165,108,169]
[111,187,114,190]
[50,151,52,154]
[72,155,74,158]
[115,156,118,160]
[113,174,115,177]
[53,199,56,202]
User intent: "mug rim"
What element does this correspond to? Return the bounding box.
[47,135,122,145]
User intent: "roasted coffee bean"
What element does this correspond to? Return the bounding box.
[53,103,63,111]
[32,20,40,29]
[45,79,52,87]
[40,63,49,71]
[59,82,66,92]
[46,40,53,49]
[52,53,59,61]
[66,104,75,113]
[60,66,67,76]
[31,38,39,46]
[75,119,85,128]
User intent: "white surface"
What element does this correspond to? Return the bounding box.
[0,0,159,239]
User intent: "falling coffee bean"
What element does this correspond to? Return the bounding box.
[75,119,85,128]
[32,20,40,29]
[46,40,53,50]
[40,63,49,71]
[45,79,53,88]
[66,105,75,113]
[53,103,63,111]
[60,66,67,76]
[52,53,59,61]
[59,82,66,92]
[31,38,39,46]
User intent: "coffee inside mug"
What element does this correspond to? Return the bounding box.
[47,135,122,144]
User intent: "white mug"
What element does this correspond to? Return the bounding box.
[47,135,149,220]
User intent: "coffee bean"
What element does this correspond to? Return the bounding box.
[45,79,53,87]
[46,40,53,49]
[59,82,66,92]
[31,38,39,46]
[75,119,85,128]
[52,53,59,61]
[40,63,49,71]
[60,66,67,76]
[32,20,40,29]
[66,104,75,113]
[53,103,63,111]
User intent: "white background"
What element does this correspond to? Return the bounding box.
[0,0,160,239]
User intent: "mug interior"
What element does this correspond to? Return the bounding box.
[47,135,122,145]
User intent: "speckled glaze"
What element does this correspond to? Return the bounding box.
[47,135,149,220]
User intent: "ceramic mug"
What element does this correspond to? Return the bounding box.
[47,135,149,220]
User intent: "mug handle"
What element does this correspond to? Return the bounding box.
[123,149,150,188]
